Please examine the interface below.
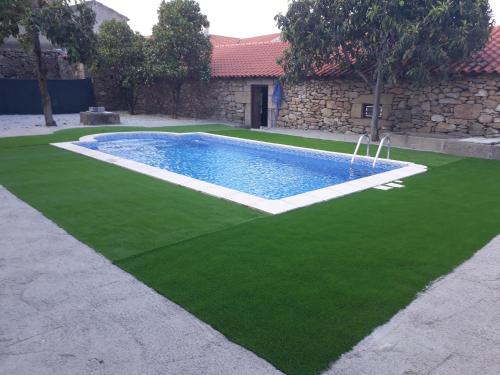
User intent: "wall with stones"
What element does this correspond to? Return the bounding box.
[277,74,500,137]
[389,75,500,136]
[93,73,500,137]
[0,48,77,80]
[93,77,224,117]
[94,77,267,125]
[92,72,128,111]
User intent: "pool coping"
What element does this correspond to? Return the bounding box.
[51,132,427,214]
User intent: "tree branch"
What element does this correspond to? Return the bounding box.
[354,69,373,88]
[339,47,374,88]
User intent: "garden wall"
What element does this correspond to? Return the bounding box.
[0,48,77,80]
[94,73,500,137]
[277,74,500,137]
[93,78,251,123]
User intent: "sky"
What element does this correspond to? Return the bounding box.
[98,0,500,37]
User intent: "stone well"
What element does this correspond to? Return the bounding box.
[80,111,120,126]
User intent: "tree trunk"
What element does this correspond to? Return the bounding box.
[127,85,136,115]
[171,83,182,119]
[30,7,56,127]
[370,68,383,142]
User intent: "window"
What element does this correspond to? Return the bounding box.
[362,104,382,119]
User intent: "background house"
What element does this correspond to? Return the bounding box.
[83,0,129,33]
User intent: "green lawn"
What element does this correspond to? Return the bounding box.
[1,125,499,375]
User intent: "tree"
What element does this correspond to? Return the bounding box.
[276,0,492,141]
[0,0,95,126]
[145,0,212,118]
[0,0,28,39]
[95,20,145,114]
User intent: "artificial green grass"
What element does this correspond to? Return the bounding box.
[0,125,262,260]
[1,125,499,375]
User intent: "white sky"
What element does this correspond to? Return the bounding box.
[98,0,500,37]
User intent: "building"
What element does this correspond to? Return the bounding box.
[83,1,129,33]
[209,28,500,137]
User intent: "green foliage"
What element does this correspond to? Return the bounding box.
[276,0,492,84]
[0,0,30,40]
[1,0,96,64]
[35,0,96,64]
[145,0,212,116]
[1,0,96,126]
[276,0,491,82]
[276,0,492,140]
[95,20,145,113]
[147,0,211,83]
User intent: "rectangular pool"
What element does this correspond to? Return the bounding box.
[52,132,426,214]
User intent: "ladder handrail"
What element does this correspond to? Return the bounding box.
[372,135,391,167]
[350,134,370,164]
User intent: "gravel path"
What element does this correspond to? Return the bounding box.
[0,113,235,138]
[325,236,500,375]
[0,186,283,375]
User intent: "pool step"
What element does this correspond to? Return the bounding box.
[385,182,405,188]
[373,185,393,191]
[373,181,405,190]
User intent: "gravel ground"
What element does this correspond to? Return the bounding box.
[0,112,235,138]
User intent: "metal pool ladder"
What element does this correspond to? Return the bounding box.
[351,134,371,164]
[372,135,391,167]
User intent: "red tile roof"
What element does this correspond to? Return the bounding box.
[211,37,286,78]
[209,35,240,46]
[210,33,281,47]
[211,27,500,78]
[452,26,500,74]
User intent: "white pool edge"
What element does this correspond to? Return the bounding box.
[51,131,427,214]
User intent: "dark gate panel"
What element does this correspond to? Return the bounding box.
[0,78,95,114]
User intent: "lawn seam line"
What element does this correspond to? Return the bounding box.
[113,215,266,264]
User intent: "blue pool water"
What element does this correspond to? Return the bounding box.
[76,132,404,200]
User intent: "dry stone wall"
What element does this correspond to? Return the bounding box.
[277,74,500,137]
[389,75,500,136]
[93,74,500,137]
[94,78,248,123]
[0,48,76,80]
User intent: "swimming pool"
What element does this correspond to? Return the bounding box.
[53,132,427,214]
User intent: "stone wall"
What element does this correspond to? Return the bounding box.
[277,74,500,137]
[390,75,500,136]
[94,77,263,125]
[93,77,219,116]
[93,73,500,137]
[92,72,128,111]
[0,48,77,80]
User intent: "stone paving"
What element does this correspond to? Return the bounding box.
[0,186,283,375]
[0,112,235,138]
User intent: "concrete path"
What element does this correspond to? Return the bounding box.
[325,236,500,375]
[0,186,283,375]
[0,113,236,138]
